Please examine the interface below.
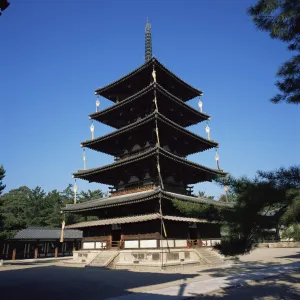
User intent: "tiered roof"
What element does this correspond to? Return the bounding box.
[73,146,225,185]
[82,112,218,156]
[64,188,232,213]
[95,58,202,102]
[90,83,209,128]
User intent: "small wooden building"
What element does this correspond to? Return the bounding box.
[1,227,82,260]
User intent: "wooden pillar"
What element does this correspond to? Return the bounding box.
[23,243,27,258]
[109,235,112,249]
[12,248,17,261]
[54,246,58,258]
[6,243,9,259]
[34,247,38,259]
[27,243,30,258]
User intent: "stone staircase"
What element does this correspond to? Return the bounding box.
[195,248,225,265]
[89,251,119,267]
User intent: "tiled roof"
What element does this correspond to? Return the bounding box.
[95,57,202,101]
[66,213,209,229]
[90,83,209,127]
[64,189,160,212]
[12,227,82,240]
[82,112,217,155]
[66,213,161,229]
[163,215,208,223]
[72,146,226,185]
[63,188,233,213]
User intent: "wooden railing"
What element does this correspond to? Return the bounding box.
[187,239,221,248]
[109,184,155,197]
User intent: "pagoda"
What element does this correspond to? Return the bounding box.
[64,20,228,252]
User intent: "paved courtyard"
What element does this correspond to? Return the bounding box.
[0,248,300,299]
[200,271,300,299]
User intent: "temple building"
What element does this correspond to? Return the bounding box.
[63,21,230,267]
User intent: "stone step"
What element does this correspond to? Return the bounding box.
[89,251,118,267]
[195,248,224,265]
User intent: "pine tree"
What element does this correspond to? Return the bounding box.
[0,165,6,239]
[0,165,5,195]
[248,0,300,104]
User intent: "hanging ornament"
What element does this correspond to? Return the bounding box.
[155,124,160,146]
[82,148,86,170]
[157,161,161,173]
[154,95,158,111]
[215,150,220,169]
[152,66,157,82]
[90,122,95,140]
[205,122,211,140]
[198,100,203,113]
[224,185,229,202]
[73,182,78,204]
[96,97,100,112]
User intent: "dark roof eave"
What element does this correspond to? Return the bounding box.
[94,57,202,101]
[73,146,227,179]
[81,112,218,151]
[63,189,232,213]
[153,58,202,99]
[90,83,210,121]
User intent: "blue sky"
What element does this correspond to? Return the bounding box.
[0,0,299,198]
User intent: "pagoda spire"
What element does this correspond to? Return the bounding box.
[145,18,152,62]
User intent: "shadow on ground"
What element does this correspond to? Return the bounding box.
[1,260,300,299]
[197,271,300,299]
[0,265,197,300]
[196,261,279,278]
[276,251,300,260]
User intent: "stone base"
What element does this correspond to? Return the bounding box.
[71,250,100,265]
[114,249,204,270]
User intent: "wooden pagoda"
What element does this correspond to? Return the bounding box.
[64,20,229,250]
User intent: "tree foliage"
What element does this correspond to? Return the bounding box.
[174,165,300,256]
[198,191,214,200]
[0,165,5,196]
[0,165,6,238]
[248,0,300,104]
[0,182,105,239]
[215,165,300,256]
[173,199,231,223]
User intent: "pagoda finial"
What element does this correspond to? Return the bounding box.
[145,18,152,62]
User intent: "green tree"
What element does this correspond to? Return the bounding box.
[248,0,300,104]
[215,165,300,256]
[0,165,5,195]
[79,189,104,202]
[0,165,6,239]
[0,186,31,239]
[24,186,47,226]
[43,190,64,228]
[218,192,237,203]
[198,191,215,200]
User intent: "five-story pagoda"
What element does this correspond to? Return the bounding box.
[64,20,228,251]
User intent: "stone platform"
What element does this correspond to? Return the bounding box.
[67,248,226,270]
